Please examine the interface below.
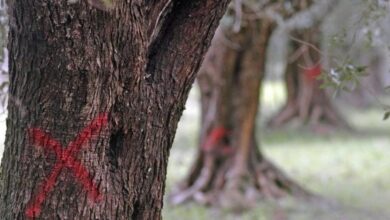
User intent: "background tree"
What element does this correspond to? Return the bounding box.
[0,1,7,112]
[0,0,229,219]
[170,3,310,209]
[268,27,348,129]
[267,0,348,130]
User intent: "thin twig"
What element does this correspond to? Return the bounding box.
[288,34,324,56]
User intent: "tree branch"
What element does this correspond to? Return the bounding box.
[269,0,339,32]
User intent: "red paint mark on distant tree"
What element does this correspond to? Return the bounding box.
[25,113,108,218]
[202,127,234,155]
[304,64,322,82]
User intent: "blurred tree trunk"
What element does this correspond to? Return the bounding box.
[268,28,349,131]
[170,20,309,209]
[0,1,229,219]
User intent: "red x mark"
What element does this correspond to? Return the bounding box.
[202,127,234,155]
[25,113,108,218]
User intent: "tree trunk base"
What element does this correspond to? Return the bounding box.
[268,100,350,133]
[169,150,311,210]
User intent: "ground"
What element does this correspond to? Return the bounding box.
[163,82,390,220]
[0,82,389,220]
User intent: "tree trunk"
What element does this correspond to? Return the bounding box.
[0,1,229,219]
[268,29,349,131]
[170,20,309,210]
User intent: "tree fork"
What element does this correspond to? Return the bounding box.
[0,0,230,219]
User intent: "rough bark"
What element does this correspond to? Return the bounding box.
[0,0,229,219]
[268,28,349,131]
[170,19,309,210]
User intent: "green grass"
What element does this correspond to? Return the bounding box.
[164,83,390,220]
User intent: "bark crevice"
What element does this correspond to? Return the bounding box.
[108,129,124,168]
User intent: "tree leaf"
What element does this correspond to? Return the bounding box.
[383,111,390,121]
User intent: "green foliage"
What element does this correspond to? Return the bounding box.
[326,0,386,66]
[319,63,367,96]
[323,0,389,117]
[383,103,390,120]
[383,111,390,120]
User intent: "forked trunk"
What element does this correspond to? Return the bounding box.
[0,1,229,219]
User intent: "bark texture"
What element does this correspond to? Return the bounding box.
[170,19,309,209]
[268,29,349,131]
[0,1,229,219]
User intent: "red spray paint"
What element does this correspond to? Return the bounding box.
[26,113,108,218]
[304,64,322,82]
[202,127,233,155]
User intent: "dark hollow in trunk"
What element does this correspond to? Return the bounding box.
[268,29,349,131]
[170,20,310,210]
[0,1,230,219]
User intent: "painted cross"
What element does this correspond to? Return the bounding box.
[202,127,234,155]
[25,113,108,218]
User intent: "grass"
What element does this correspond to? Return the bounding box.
[0,82,389,219]
[163,82,390,220]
